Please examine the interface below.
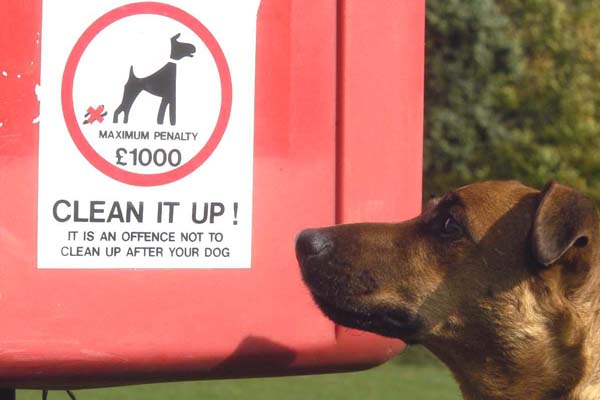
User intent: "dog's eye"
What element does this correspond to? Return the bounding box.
[441,216,463,238]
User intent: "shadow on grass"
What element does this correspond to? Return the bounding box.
[392,345,445,367]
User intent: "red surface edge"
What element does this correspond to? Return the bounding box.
[337,0,425,224]
[331,0,426,354]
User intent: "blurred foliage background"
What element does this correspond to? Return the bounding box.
[424,0,600,199]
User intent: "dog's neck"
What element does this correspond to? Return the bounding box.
[427,341,595,400]
[425,269,600,400]
[571,266,600,400]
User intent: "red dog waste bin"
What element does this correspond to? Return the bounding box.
[0,0,424,389]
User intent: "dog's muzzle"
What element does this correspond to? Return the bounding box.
[295,228,333,264]
[295,226,422,342]
[295,227,378,298]
[295,228,348,298]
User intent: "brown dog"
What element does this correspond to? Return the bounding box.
[296,181,600,400]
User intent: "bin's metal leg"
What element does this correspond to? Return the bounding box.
[41,390,77,400]
[0,389,15,400]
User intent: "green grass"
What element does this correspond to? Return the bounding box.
[18,347,460,400]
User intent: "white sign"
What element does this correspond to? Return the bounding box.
[37,0,260,268]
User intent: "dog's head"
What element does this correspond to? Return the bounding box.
[170,33,196,60]
[295,181,599,349]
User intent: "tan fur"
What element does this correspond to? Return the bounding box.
[295,181,600,400]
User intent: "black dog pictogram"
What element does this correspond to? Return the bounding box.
[113,33,196,125]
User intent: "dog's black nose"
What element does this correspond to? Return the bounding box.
[295,228,333,263]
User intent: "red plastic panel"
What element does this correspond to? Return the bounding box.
[319,0,425,364]
[0,0,424,389]
[337,0,425,224]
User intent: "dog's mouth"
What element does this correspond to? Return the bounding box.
[311,294,422,344]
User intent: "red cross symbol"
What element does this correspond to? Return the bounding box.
[83,105,107,124]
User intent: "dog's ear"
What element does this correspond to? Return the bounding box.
[532,181,598,267]
[171,33,181,41]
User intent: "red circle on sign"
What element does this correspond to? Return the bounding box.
[62,2,232,186]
